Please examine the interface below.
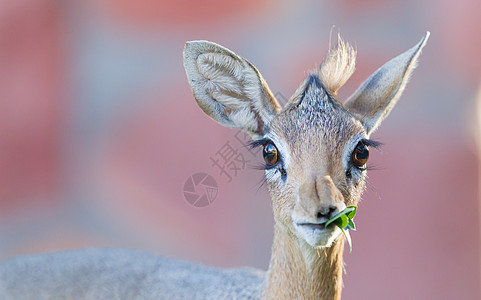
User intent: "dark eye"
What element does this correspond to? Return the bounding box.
[263,143,279,166]
[352,142,369,168]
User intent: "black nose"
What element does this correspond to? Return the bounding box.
[316,206,338,220]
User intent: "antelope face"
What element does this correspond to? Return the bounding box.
[259,75,372,248]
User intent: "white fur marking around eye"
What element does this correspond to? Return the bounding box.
[265,133,291,171]
[342,132,367,170]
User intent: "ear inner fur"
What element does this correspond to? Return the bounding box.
[183,40,280,138]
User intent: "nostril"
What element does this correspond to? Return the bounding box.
[316,206,339,220]
[329,206,337,215]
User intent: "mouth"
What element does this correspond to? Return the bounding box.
[296,222,328,230]
[293,221,340,247]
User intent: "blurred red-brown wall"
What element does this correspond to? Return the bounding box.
[1,0,480,299]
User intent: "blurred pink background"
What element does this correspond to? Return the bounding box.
[1,0,480,299]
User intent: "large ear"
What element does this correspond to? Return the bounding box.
[183,40,281,138]
[344,32,430,134]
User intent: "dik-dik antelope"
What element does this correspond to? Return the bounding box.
[0,32,429,299]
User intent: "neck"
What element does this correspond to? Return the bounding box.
[262,225,345,300]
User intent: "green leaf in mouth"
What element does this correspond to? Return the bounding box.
[325,206,357,252]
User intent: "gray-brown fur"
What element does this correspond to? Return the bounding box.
[0,32,429,299]
[0,248,263,299]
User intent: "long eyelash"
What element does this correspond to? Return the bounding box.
[251,162,271,171]
[365,164,384,171]
[251,161,280,174]
[247,162,267,190]
[254,166,276,190]
[248,138,271,150]
[361,139,383,149]
[350,163,379,174]
[249,138,283,171]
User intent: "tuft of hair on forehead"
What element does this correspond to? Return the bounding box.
[318,35,356,95]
